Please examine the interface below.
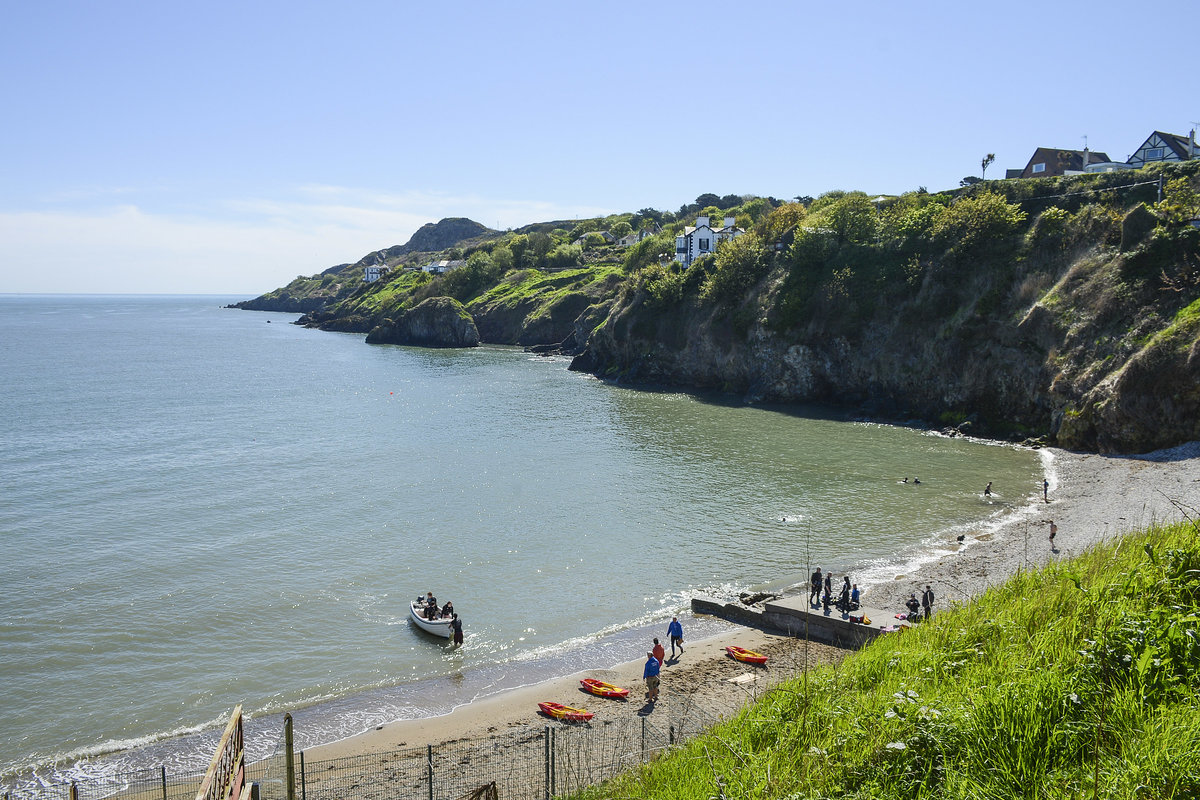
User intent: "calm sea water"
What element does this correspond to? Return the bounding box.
[0,295,1042,786]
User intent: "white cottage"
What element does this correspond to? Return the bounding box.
[364,265,390,283]
[675,216,743,267]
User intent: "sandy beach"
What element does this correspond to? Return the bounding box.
[306,441,1200,766]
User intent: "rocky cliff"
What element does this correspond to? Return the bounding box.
[572,176,1200,453]
[365,297,480,348]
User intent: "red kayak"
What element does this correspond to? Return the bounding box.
[538,701,594,722]
[579,678,630,698]
[726,645,768,665]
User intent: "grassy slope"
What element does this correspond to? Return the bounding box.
[579,522,1200,799]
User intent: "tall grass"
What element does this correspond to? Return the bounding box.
[577,520,1200,799]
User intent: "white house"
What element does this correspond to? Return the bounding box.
[421,259,467,274]
[1127,130,1198,168]
[675,216,744,267]
[363,265,390,283]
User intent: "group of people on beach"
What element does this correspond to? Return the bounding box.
[808,568,860,613]
[903,585,936,621]
[642,617,685,703]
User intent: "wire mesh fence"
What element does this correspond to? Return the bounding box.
[5,643,828,800]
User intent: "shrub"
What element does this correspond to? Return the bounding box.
[931,191,1027,258]
[700,233,769,303]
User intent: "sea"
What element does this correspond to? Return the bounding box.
[0,294,1045,790]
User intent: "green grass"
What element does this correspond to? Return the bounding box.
[577,522,1200,799]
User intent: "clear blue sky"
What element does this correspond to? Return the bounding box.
[2,0,1196,294]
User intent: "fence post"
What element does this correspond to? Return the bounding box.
[670,724,675,746]
[161,765,167,800]
[284,714,296,800]
[544,727,550,800]
[427,744,434,800]
[299,751,306,800]
[70,782,78,800]
[550,727,556,799]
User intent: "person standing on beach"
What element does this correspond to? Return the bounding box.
[668,617,684,657]
[652,637,665,666]
[1043,478,1050,502]
[810,567,823,606]
[450,613,463,645]
[921,585,934,620]
[838,576,851,611]
[1049,520,1057,547]
[643,651,661,702]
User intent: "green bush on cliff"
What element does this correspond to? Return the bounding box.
[930,191,1027,261]
[700,232,770,303]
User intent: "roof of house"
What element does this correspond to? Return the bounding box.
[1141,131,1195,159]
[1021,147,1111,177]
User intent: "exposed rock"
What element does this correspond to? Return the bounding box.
[365,297,479,348]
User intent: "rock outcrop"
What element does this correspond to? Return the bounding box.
[365,297,479,348]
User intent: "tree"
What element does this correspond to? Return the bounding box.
[611,220,632,238]
[981,153,995,180]
[960,176,982,187]
[695,193,722,208]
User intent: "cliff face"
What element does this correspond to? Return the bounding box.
[574,197,1200,454]
[365,297,480,348]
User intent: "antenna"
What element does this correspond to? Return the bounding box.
[1081,134,1088,151]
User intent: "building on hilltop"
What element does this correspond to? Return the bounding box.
[675,216,744,267]
[1127,130,1198,168]
[421,259,466,274]
[364,264,390,283]
[1011,147,1113,179]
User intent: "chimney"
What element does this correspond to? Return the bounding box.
[1191,129,1197,159]
[696,215,709,228]
[723,216,736,229]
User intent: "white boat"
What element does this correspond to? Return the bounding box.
[409,599,453,638]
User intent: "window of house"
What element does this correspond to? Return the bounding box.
[1145,147,1164,160]
[1031,162,1046,174]
[699,238,710,250]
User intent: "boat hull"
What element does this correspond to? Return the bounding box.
[580,678,629,698]
[726,645,768,665]
[538,701,594,722]
[409,601,453,638]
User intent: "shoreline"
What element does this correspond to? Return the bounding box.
[307,441,1200,761]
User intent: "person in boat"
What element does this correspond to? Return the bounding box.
[450,613,463,645]
[441,600,454,618]
[424,592,438,620]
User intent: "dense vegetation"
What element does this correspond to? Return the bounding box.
[575,520,1200,799]
[236,162,1200,452]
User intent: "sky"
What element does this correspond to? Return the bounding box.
[1,1,1196,295]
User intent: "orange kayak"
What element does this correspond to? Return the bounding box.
[538,701,594,722]
[580,678,630,698]
[726,645,768,665]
